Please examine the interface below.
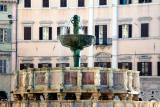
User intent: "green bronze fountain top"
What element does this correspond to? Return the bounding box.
[70,15,80,34]
[59,15,94,67]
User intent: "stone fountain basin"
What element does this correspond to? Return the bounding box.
[59,34,94,50]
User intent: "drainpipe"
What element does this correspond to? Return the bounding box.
[16,1,19,70]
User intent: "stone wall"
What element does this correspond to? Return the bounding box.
[0,101,160,107]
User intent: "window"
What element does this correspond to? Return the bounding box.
[120,0,132,5]
[39,27,52,40]
[119,24,132,38]
[20,63,34,70]
[99,0,107,5]
[157,62,160,76]
[138,62,152,76]
[139,0,152,3]
[24,27,31,40]
[56,63,69,67]
[79,26,87,34]
[118,62,132,70]
[0,60,6,74]
[0,28,11,42]
[141,23,149,37]
[80,63,88,67]
[60,0,67,7]
[78,0,85,7]
[94,62,111,68]
[57,26,70,39]
[95,25,107,45]
[0,5,7,12]
[0,91,8,101]
[43,0,49,7]
[38,63,52,68]
[24,0,31,8]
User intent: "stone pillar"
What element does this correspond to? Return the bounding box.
[134,71,140,92]
[128,71,133,91]
[92,93,101,101]
[77,70,82,89]
[13,94,19,101]
[88,0,94,67]
[123,71,128,90]
[95,70,100,90]
[119,94,127,101]
[28,69,34,90]
[112,0,118,68]
[75,93,81,101]
[108,70,113,89]
[57,93,66,101]
[23,71,27,90]
[43,93,49,100]
[14,71,18,90]
[45,70,49,90]
[60,70,64,89]
[28,94,35,100]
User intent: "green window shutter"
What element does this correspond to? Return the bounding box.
[7,28,11,42]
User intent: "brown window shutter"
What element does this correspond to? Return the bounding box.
[119,25,122,38]
[107,62,111,68]
[129,0,132,4]
[141,23,149,37]
[103,25,107,45]
[95,25,99,45]
[25,0,31,7]
[61,0,67,7]
[158,62,160,76]
[129,24,132,38]
[57,27,60,36]
[129,62,132,70]
[24,27,31,40]
[148,62,152,76]
[118,63,122,69]
[49,27,52,40]
[67,27,70,34]
[100,0,106,5]
[39,27,43,40]
[120,0,123,4]
[138,62,142,76]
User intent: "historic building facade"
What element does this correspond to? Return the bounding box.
[17,0,160,101]
[0,0,17,101]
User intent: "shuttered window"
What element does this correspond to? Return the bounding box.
[95,25,107,45]
[137,62,152,76]
[78,0,85,7]
[60,0,67,7]
[141,23,149,37]
[24,27,31,40]
[94,62,111,68]
[38,63,52,68]
[57,27,70,39]
[24,0,31,8]
[119,24,132,38]
[0,60,6,74]
[0,5,7,11]
[99,0,107,5]
[39,27,52,40]
[0,28,11,42]
[139,0,152,3]
[120,0,132,5]
[43,0,49,7]
[20,63,34,70]
[118,62,132,70]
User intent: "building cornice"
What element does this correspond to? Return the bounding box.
[138,17,152,21]
[0,0,17,3]
[21,20,34,24]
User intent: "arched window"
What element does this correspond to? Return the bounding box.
[0,91,8,101]
[149,98,158,102]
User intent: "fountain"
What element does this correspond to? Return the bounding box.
[59,15,94,67]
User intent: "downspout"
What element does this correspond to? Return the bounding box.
[16,0,19,70]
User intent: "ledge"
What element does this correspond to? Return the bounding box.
[138,17,152,21]
[95,18,111,22]
[21,20,34,24]
[119,18,132,22]
[39,20,53,24]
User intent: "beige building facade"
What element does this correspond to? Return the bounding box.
[17,0,160,101]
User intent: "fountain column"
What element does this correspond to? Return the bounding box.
[88,0,94,67]
[112,0,118,68]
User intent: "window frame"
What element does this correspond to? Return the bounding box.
[0,4,7,12]
[139,0,152,3]
[42,0,50,8]
[0,57,9,74]
[23,25,32,41]
[39,26,52,40]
